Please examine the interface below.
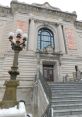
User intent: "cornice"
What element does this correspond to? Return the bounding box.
[0,1,77,22]
[75,21,82,30]
[0,5,12,17]
[10,1,77,22]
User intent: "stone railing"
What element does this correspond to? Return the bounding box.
[33,71,52,117]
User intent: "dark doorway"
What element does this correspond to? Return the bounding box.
[43,64,54,81]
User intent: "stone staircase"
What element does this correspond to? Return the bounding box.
[49,82,82,117]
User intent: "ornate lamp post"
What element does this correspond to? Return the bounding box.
[0,29,27,108]
[8,29,27,80]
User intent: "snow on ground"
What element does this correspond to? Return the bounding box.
[0,102,32,117]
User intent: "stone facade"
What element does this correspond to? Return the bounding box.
[0,0,82,114]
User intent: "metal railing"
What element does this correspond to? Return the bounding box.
[73,72,82,81]
[39,71,52,102]
[41,105,52,117]
[38,71,52,117]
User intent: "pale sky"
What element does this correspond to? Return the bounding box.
[0,0,82,20]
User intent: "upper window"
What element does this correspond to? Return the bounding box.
[38,28,54,50]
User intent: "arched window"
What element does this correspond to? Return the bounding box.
[38,28,54,50]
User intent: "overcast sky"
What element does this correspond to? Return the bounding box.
[0,0,82,20]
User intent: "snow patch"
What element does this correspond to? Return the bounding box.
[0,102,32,117]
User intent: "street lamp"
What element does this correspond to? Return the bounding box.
[0,29,27,108]
[8,29,27,80]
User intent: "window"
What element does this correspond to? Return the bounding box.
[38,28,54,49]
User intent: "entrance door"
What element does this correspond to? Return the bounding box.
[43,64,54,82]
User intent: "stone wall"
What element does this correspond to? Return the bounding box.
[0,1,82,114]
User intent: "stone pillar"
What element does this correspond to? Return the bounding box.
[57,24,65,53]
[28,19,36,51]
[57,61,61,82]
[0,80,19,108]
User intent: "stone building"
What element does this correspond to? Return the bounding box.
[0,1,82,116]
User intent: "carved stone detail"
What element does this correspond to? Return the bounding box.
[0,1,77,23]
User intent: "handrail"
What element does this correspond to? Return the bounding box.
[38,71,52,117]
[39,71,52,102]
[35,51,52,117]
[41,105,52,117]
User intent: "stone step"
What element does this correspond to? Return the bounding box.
[52,91,82,95]
[51,86,82,90]
[52,93,82,97]
[52,103,82,110]
[52,92,82,98]
[52,99,82,105]
[52,92,82,96]
[49,83,82,87]
[53,108,82,116]
[55,115,82,117]
[50,84,82,86]
[52,96,82,100]
[50,83,82,116]
[52,89,82,93]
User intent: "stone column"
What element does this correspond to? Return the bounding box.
[57,61,62,82]
[28,19,36,51]
[57,24,65,53]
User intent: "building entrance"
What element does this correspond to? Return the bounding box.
[43,64,54,82]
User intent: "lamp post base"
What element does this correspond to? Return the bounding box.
[0,80,19,108]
